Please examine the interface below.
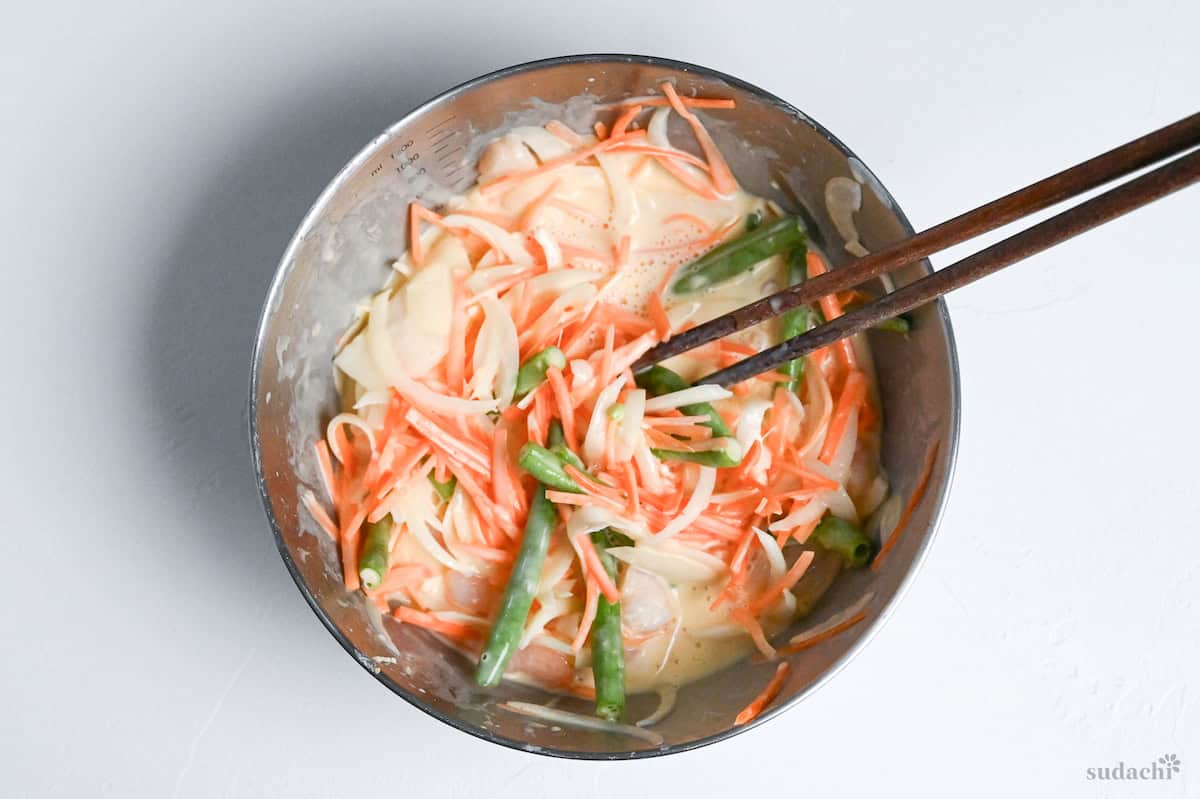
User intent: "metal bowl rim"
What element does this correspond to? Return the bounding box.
[248,52,962,760]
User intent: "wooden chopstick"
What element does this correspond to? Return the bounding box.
[695,147,1200,387]
[633,111,1200,375]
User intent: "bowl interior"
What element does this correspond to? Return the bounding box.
[251,55,958,758]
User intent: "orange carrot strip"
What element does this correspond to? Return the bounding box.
[491,428,520,508]
[563,465,626,502]
[777,611,868,656]
[481,130,647,194]
[404,407,490,475]
[807,251,859,370]
[339,505,368,591]
[647,293,671,339]
[545,490,625,512]
[748,550,816,615]
[301,490,338,539]
[622,460,641,517]
[367,563,430,599]
[609,144,711,172]
[734,662,790,725]
[660,82,737,195]
[392,606,479,640]
[662,212,712,233]
[571,579,600,652]
[653,155,720,199]
[819,370,868,464]
[577,534,620,604]
[872,442,940,572]
[731,607,776,658]
[619,96,736,110]
[609,104,643,137]
[546,367,579,449]
[314,440,337,505]
[594,121,608,139]
[545,120,583,145]
[517,178,562,232]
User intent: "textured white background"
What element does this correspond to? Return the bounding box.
[2,2,1197,796]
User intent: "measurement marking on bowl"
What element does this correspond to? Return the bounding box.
[426,115,457,135]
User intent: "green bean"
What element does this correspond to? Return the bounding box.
[476,485,557,688]
[777,244,821,393]
[517,442,582,493]
[357,518,393,590]
[589,530,626,721]
[650,437,742,468]
[551,444,585,471]
[812,515,874,568]
[745,210,763,231]
[514,346,567,398]
[428,472,457,502]
[547,419,567,449]
[842,301,912,335]
[634,365,734,439]
[670,216,805,294]
[790,547,842,618]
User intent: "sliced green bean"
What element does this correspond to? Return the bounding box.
[812,515,874,568]
[515,346,567,398]
[476,485,556,688]
[634,365,734,440]
[428,472,457,502]
[358,518,393,590]
[651,437,742,468]
[517,442,582,493]
[547,419,567,449]
[670,216,805,294]
[843,301,912,335]
[777,244,821,393]
[589,530,625,721]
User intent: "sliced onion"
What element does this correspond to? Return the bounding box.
[596,152,636,231]
[466,263,528,295]
[647,107,672,149]
[654,466,716,539]
[394,374,498,416]
[470,296,519,407]
[636,685,678,728]
[753,528,787,581]
[826,406,859,485]
[583,374,626,467]
[617,388,646,461]
[326,412,378,461]
[789,591,875,647]
[825,177,864,258]
[441,214,532,265]
[734,399,771,456]
[644,385,732,413]
[333,334,386,392]
[768,497,828,534]
[606,543,724,583]
[510,125,574,161]
[500,702,664,746]
[532,228,563,268]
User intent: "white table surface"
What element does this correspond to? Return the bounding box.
[3,2,1197,796]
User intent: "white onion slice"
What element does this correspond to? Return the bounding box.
[606,544,724,583]
[501,702,664,746]
[440,214,532,265]
[636,685,678,728]
[655,466,716,540]
[582,374,626,467]
[644,385,732,412]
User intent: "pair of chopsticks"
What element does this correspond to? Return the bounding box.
[633,112,1200,387]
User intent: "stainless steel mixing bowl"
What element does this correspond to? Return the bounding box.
[250,54,960,758]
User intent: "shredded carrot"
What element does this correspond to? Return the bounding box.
[572,579,600,652]
[314,440,337,505]
[392,606,479,640]
[731,607,776,658]
[593,121,608,140]
[545,367,579,448]
[777,611,868,656]
[622,460,640,516]
[517,179,562,232]
[618,96,736,110]
[819,370,867,464]
[872,441,940,572]
[404,408,490,476]
[807,251,859,370]
[301,490,338,539]
[628,155,651,179]
[660,83,737,195]
[481,130,647,195]
[749,549,815,615]
[647,293,672,339]
[339,505,368,591]
[545,120,582,145]
[609,144,711,172]
[609,104,643,138]
[578,533,620,603]
[734,662,790,725]
[545,490,625,512]
[653,155,720,199]
[662,212,712,233]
